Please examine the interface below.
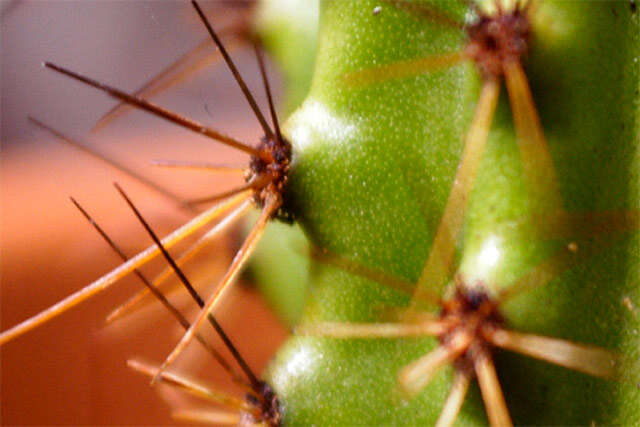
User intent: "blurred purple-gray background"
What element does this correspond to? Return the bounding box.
[1,1,286,424]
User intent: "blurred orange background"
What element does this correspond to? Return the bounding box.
[1,1,287,424]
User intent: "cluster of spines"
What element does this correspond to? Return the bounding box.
[3,1,288,424]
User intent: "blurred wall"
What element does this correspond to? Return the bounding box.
[1,1,286,424]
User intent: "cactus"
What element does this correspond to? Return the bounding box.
[2,0,639,424]
[265,0,640,425]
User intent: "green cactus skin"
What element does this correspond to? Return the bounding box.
[248,218,311,327]
[254,0,319,116]
[245,0,319,327]
[262,1,640,425]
